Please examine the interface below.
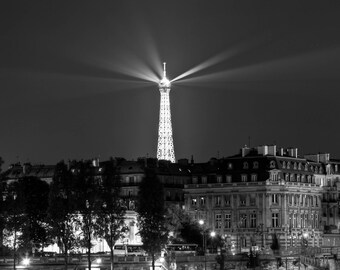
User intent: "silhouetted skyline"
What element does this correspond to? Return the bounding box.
[1,1,340,167]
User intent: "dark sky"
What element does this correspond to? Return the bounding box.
[1,1,340,167]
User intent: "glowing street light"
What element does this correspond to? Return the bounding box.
[210,231,216,238]
[22,257,30,266]
[95,258,102,264]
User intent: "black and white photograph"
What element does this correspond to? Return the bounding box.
[1,1,340,269]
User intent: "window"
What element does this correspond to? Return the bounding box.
[282,161,286,169]
[202,176,207,184]
[253,161,259,169]
[285,174,289,181]
[228,163,233,169]
[224,195,231,206]
[301,175,305,182]
[272,213,279,227]
[296,175,300,182]
[240,195,246,206]
[300,214,304,228]
[243,162,249,169]
[288,195,292,206]
[200,196,206,206]
[192,177,198,184]
[217,175,222,183]
[271,173,279,181]
[241,174,247,182]
[270,161,276,168]
[315,214,319,228]
[298,163,302,170]
[226,175,232,183]
[300,195,304,206]
[215,214,222,229]
[250,214,257,228]
[251,174,257,182]
[250,194,256,206]
[191,198,197,206]
[304,164,308,171]
[293,162,297,170]
[336,165,338,172]
[240,214,247,228]
[293,213,297,228]
[315,196,319,206]
[225,214,231,228]
[272,194,279,204]
[215,196,221,206]
[287,162,291,169]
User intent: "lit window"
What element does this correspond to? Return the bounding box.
[202,176,207,184]
[241,174,247,182]
[298,163,302,170]
[191,198,197,206]
[226,175,232,183]
[282,161,286,169]
[287,162,291,169]
[217,175,222,183]
[251,174,257,182]
[293,162,297,170]
[225,214,231,228]
[228,163,233,169]
[272,194,279,204]
[272,213,279,227]
[200,197,206,206]
[215,214,222,229]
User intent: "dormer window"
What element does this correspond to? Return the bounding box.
[253,161,259,169]
[243,162,249,169]
[270,161,276,169]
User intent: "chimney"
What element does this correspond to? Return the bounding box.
[279,148,284,156]
[257,145,268,156]
[241,146,251,157]
[287,148,298,158]
[267,145,277,156]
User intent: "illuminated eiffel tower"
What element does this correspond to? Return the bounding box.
[156,62,176,163]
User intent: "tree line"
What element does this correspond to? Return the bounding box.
[0,160,173,270]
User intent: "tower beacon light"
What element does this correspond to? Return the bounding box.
[157,62,176,163]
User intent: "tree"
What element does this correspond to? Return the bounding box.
[19,176,51,253]
[137,169,168,270]
[48,161,81,270]
[72,161,102,270]
[2,181,24,270]
[97,162,127,270]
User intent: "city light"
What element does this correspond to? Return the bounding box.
[210,231,216,237]
[22,258,30,266]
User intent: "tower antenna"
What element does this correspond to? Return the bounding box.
[163,62,166,78]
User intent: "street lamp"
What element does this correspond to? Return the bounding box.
[22,257,30,266]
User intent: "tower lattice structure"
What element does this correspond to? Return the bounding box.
[157,63,176,163]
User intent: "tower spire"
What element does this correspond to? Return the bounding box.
[163,62,166,78]
[157,62,175,163]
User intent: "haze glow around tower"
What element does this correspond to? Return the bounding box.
[157,63,176,163]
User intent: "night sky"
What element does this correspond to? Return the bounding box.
[1,1,340,167]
